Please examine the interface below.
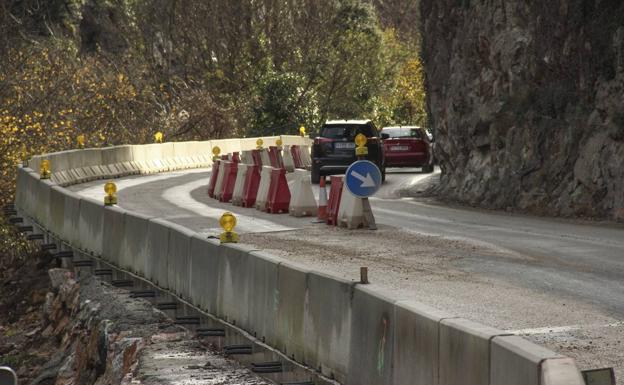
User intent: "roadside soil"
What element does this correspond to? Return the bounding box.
[0,243,270,385]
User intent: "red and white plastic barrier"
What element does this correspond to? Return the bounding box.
[231,163,249,206]
[266,168,291,214]
[326,176,343,226]
[255,166,274,212]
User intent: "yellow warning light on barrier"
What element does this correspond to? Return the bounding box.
[77,134,85,148]
[40,159,51,179]
[219,212,239,243]
[212,146,221,161]
[104,182,118,206]
[154,131,164,143]
[299,126,306,137]
[355,133,368,156]
[256,138,264,149]
[276,138,283,148]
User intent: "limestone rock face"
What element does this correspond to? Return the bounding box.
[421,0,624,219]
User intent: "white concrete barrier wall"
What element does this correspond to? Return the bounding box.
[61,190,82,246]
[189,235,220,315]
[304,272,353,383]
[439,318,511,385]
[121,211,153,275]
[347,285,396,385]
[217,243,259,329]
[167,223,194,300]
[77,197,105,256]
[393,301,456,385]
[247,251,282,344]
[102,205,127,267]
[145,218,171,289]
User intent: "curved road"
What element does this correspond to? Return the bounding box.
[70,167,624,375]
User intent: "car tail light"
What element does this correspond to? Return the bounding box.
[314,137,333,145]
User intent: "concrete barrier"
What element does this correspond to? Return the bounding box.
[188,235,221,314]
[276,261,309,361]
[29,155,43,176]
[14,166,28,212]
[247,251,282,344]
[61,190,82,246]
[35,179,54,230]
[213,138,242,155]
[172,141,198,169]
[102,205,127,266]
[393,301,457,385]
[217,243,260,330]
[491,335,565,385]
[20,170,40,220]
[74,148,103,169]
[240,136,280,151]
[255,166,273,211]
[77,197,105,256]
[15,139,587,385]
[167,223,194,300]
[304,271,354,383]
[49,186,67,237]
[145,218,171,289]
[540,358,585,385]
[101,145,133,165]
[347,285,396,385]
[279,135,312,146]
[121,211,153,275]
[48,150,75,173]
[439,318,511,385]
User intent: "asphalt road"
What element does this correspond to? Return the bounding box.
[70,167,624,375]
[71,168,624,317]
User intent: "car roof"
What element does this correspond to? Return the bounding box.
[324,119,372,125]
[381,126,421,130]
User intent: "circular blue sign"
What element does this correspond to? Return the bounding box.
[344,160,382,198]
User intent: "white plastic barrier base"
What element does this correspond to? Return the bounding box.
[300,145,312,168]
[231,164,249,206]
[282,145,295,172]
[289,169,317,217]
[255,166,273,211]
[260,149,271,167]
[337,190,365,229]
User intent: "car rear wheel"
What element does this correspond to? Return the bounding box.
[311,164,321,184]
[381,165,386,183]
[422,164,434,173]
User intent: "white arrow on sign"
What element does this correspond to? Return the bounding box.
[351,170,376,188]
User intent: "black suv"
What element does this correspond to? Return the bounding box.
[310,119,386,184]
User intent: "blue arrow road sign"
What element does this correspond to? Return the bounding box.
[345,160,382,198]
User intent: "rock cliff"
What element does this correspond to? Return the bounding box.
[421,0,624,219]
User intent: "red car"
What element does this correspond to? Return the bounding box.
[380,126,434,173]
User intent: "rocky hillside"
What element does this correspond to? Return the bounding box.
[421,1,624,220]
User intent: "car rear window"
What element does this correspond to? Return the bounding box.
[381,127,422,139]
[320,124,376,139]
